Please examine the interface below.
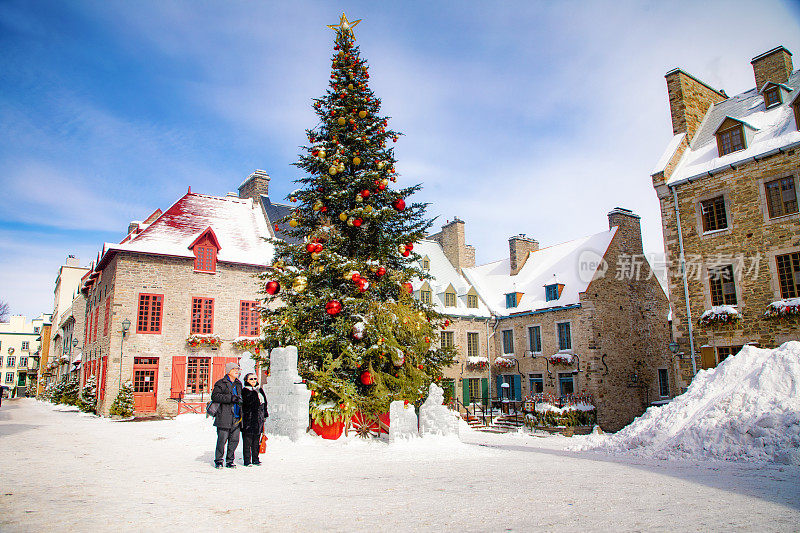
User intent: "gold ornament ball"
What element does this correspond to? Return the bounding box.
[289,219,299,227]
[329,167,337,175]
[319,150,326,159]
[381,178,389,187]
[338,163,345,171]
[355,195,363,203]
[337,117,346,126]
[358,110,367,118]
[352,157,361,165]
[377,161,385,169]
[292,276,308,292]
[348,83,354,90]
[311,252,320,260]
[339,212,347,221]
[364,205,373,213]
[347,218,355,226]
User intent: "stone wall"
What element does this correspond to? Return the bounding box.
[655,150,800,385]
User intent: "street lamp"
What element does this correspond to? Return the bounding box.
[119,318,131,391]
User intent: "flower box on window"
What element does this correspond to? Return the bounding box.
[186,334,222,348]
[466,356,489,370]
[764,298,800,319]
[494,356,516,369]
[232,336,260,352]
[698,306,742,328]
[548,352,575,365]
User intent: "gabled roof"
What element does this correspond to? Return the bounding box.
[188,227,221,250]
[714,116,759,133]
[261,195,302,245]
[411,240,491,318]
[759,81,793,94]
[96,192,273,271]
[663,69,800,185]
[463,228,617,317]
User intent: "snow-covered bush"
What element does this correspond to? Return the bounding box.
[78,375,97,414]
[109,381,134,417]
[60,375,80,406]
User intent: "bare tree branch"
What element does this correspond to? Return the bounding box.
[0,300,10,323]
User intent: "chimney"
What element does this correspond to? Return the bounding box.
[428,217,475,274]
[752,46,793,90]
[508,234,539,276]
[664,69,727,142]
[65,255,79,267]
[238,169,271,201]
[608,207,643,255]
[127,221,141,235]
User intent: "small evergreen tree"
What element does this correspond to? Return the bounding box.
[78,375,97,414]
[50,374,68,404]
[61,375,80,406]
[109,381,134,417]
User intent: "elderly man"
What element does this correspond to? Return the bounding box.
[211,361,243,468]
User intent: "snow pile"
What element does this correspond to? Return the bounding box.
[571,342,800,464]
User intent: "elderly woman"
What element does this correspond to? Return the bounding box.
[241,373,268,466]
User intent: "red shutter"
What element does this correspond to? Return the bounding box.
[170,356,187,399]
[103,298,111,337]
[211,357,225,384]
[98,356,108,400]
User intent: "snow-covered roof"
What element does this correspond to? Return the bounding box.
[463,229,617,317]
[97,192,274,270]
[411,240,491,318]
[664,69,800,185]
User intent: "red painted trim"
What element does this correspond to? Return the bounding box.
[103,297,111,337]
[170,356,187,399]
[188,226,222,251]
[136,293,164,334]
[190,296,214,334]
[239,300,259,336]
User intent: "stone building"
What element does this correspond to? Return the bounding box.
[80,187,273,416]
[652,45,800,386]
[456,209,674,432]
[0,314,50,397]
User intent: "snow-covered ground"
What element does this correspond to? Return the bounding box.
[1,399,798,532]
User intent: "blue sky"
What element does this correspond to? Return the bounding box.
[1,0,799,319]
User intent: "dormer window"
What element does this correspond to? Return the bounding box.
[189,227,221,273]
[717,124,744,155]
[505,292,522,308]
[421,256,430,270]
[545,284,559,301]
[764,86,781,108]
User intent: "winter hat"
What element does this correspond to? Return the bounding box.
[225,362,240,374]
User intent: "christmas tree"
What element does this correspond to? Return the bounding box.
[78,375,97,414]
[109,380,134,417]
[260,14,455,426]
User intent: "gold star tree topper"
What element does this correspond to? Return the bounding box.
[327,12,361,36]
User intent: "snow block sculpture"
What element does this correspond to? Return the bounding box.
[263,346,311,441]
[419,383,459,438]
[389,400,419,442]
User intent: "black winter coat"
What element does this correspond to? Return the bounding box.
[241,386,268,435]
[211,377,244,429]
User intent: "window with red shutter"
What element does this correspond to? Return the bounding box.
[103,298,111,337]
[239,301,259,336]
[191,297,214,334]
[137,294,164,334]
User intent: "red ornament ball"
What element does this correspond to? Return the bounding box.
[406,243,414,251]
[361,189,370,198]
[376,267,386,277]
[359,371,374,386]
[402,282,413,294]
[418,364,424,370]
[393,198,406,212]
[402,250,410,257]
[325,300,342,315]
[353,218,363,227]
[265,281,280,295]
[314,242,324,253]
[306,243,316,253]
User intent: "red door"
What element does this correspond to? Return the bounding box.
[133,357,159,413]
